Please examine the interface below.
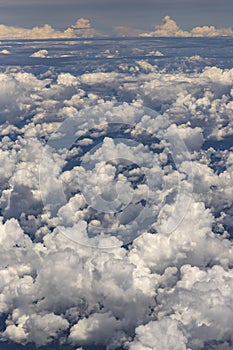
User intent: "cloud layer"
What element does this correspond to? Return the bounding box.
[0,16,233,39]
[0,36,233,350]
[140,16,233,37]
[0,18,97,39]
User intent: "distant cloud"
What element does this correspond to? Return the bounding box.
[70,18,98,37]
[190,25,233,37]
[140,16,233,37]
[112,16,233,38]
[0,23,71,39]
[0,18,98,39]
[30,49,48,58]
[0,16,232,39]
[113,26,144,37]
[0,48,11,54]
[141,16,189,37]
[72,18,91,29]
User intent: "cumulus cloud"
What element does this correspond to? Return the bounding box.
[128,318,190,350]
[72,18,91,29]
[141,16,189,37]
[30,49,48,58]
[0,49,11,54]
[0,18,97,39]
[70,18,99,37]
[190,25,233,37]
[0,40,233,350]
[0,16,232,39]
[69,313,121,345]
[140,16,233,37]
[0,23,71,39]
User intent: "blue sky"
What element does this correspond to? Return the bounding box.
[0,0,232,33]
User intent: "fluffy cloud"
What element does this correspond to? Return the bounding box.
[0,23,71,39]
[30,49,48,58]
[128,318,190,350]
[0,16,232,39]
[191,25,233,37]
[141,16,189,37]
[69,313,121,345]
[0,18,97,39]
[70,18,99,37]
[72,18,91,29]
[0,49,11,54]
[140,16,233,37]
[0,41,233,350]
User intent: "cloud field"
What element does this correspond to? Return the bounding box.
[0,38,233,350]
[0,16,233,39]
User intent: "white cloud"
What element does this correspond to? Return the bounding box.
[25,313,69,346]
[0,49,11,54]
[141,16,189,37]
[191,25,233,37]
[0,57,233,349]
[128,318,190,350]
[69,313,121,345]
[0,18,97,39]
[140,16,233,37]
[0,23,71,39]
[72,18,91,29]
[0,16,232,39]
[30,49,48,58]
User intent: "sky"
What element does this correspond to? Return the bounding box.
[0,0,232,34]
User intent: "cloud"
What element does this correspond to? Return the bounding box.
[69,313,121,345]
[128,318,189,350]
[0,15,232,39]
[0,49,10,54]
[113,26,144,37]
[69,18,100,37]
[0,23,71,39]
[0,18,97,39]
[0,48,233,349]
[141,16,189,37]
[30,49,48,58]
[190,25,233,37]
[85,15,232,38]
[72,18,91,29]
[140,16,233,37]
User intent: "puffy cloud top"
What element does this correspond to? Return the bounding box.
[72,18,91,29]
[0,39,233,350]
[0,18,97,39]
[140,16,233,37]
[0,16,233,39]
